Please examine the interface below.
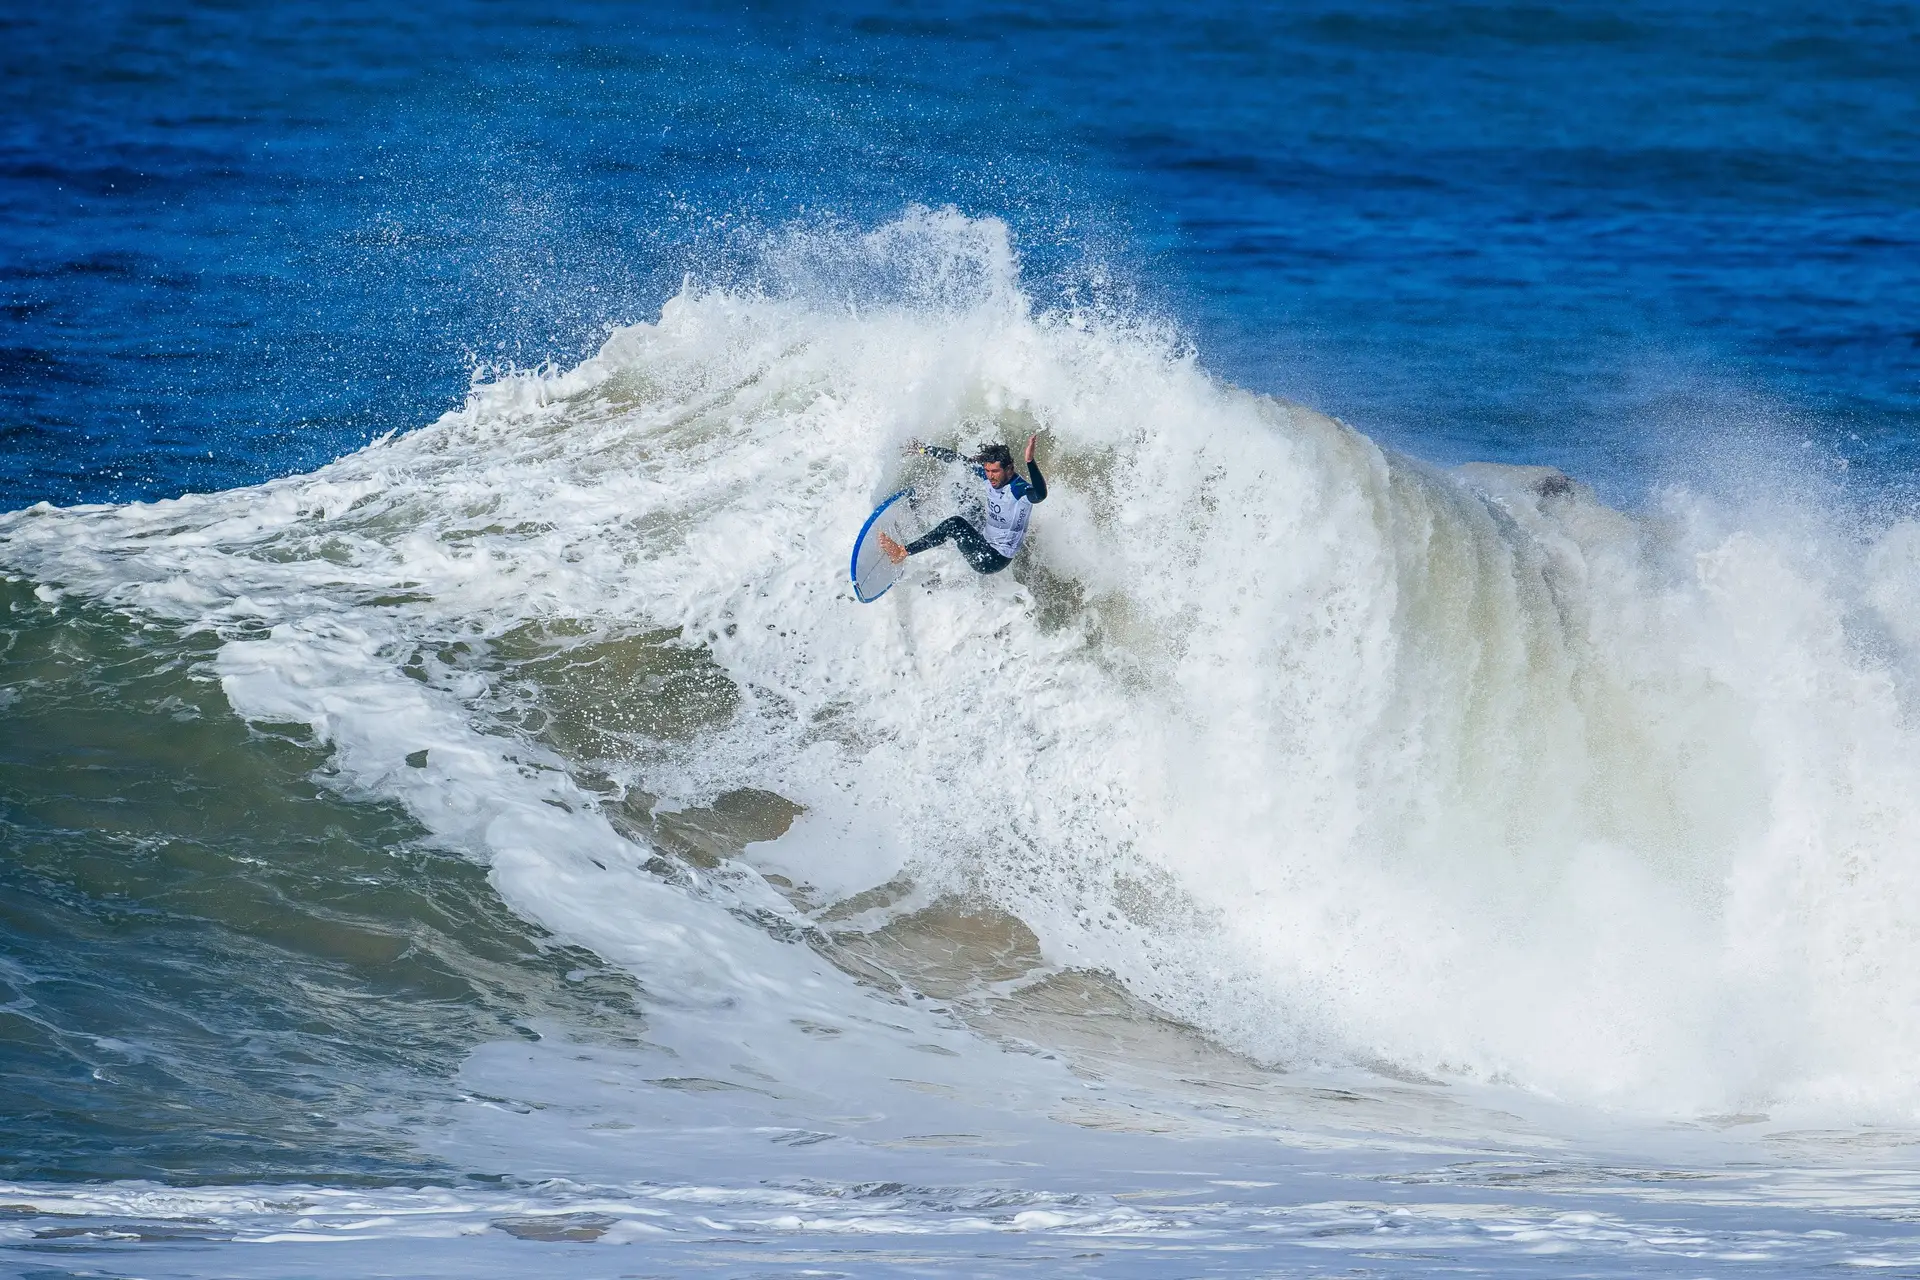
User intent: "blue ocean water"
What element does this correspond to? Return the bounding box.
[6,1,1916,509]
[9,5,1920,1277]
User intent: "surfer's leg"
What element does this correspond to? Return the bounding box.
[904,517,1009,575]
[954,524,1011,574]
[903,516,966,555]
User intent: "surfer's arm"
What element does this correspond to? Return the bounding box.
[912,442,983,480]
[1024,459,1047,503]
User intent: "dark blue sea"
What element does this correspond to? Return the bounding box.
[6,4,1920,1275]
[9,1,1917,509]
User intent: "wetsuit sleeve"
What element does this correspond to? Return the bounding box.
[1025,459,1047,502]
[920,444,986,480]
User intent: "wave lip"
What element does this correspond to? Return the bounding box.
[6,211,1920,1124]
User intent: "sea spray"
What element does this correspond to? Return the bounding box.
[6,212,1920,1121]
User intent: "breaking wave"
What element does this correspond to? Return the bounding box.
[10,208,1920,1119]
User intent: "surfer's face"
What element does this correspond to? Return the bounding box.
[982,460,1013,488]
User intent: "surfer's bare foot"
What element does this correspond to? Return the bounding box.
[876,531,908,564]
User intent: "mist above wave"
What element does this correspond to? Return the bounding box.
[6,210,1920,1119]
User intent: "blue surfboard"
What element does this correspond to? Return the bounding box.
[850,487,916,602]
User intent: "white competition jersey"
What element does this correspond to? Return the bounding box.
[979,473,1036,557]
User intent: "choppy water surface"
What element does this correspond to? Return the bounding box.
[8,1,1918,507]
[6,3,1920,1276]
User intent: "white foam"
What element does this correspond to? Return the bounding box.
[6,210,1920,1126]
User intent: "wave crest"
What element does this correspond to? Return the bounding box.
[8,211,1920,1117]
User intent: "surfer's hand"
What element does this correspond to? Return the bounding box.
[902,438,924,456]
[1024,433,1037,464]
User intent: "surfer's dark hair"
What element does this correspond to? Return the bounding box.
[972,443,1015,468]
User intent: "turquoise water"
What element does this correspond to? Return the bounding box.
[0,580,644,1184]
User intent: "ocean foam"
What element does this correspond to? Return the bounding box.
[6,211,1920,1122]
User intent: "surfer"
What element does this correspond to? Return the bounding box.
[877,435,1046,575]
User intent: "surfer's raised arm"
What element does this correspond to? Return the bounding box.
[1022,433,1046,503]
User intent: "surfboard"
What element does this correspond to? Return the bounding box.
[850,487,916,602]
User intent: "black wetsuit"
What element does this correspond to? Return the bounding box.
[908,515,1015,574]
[905,446,1048,574]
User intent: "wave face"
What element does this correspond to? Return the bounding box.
[7,210,1920,1124]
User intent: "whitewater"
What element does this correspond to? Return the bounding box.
[8,211,1920,1274]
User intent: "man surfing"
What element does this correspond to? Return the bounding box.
[877,434,1047,575]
